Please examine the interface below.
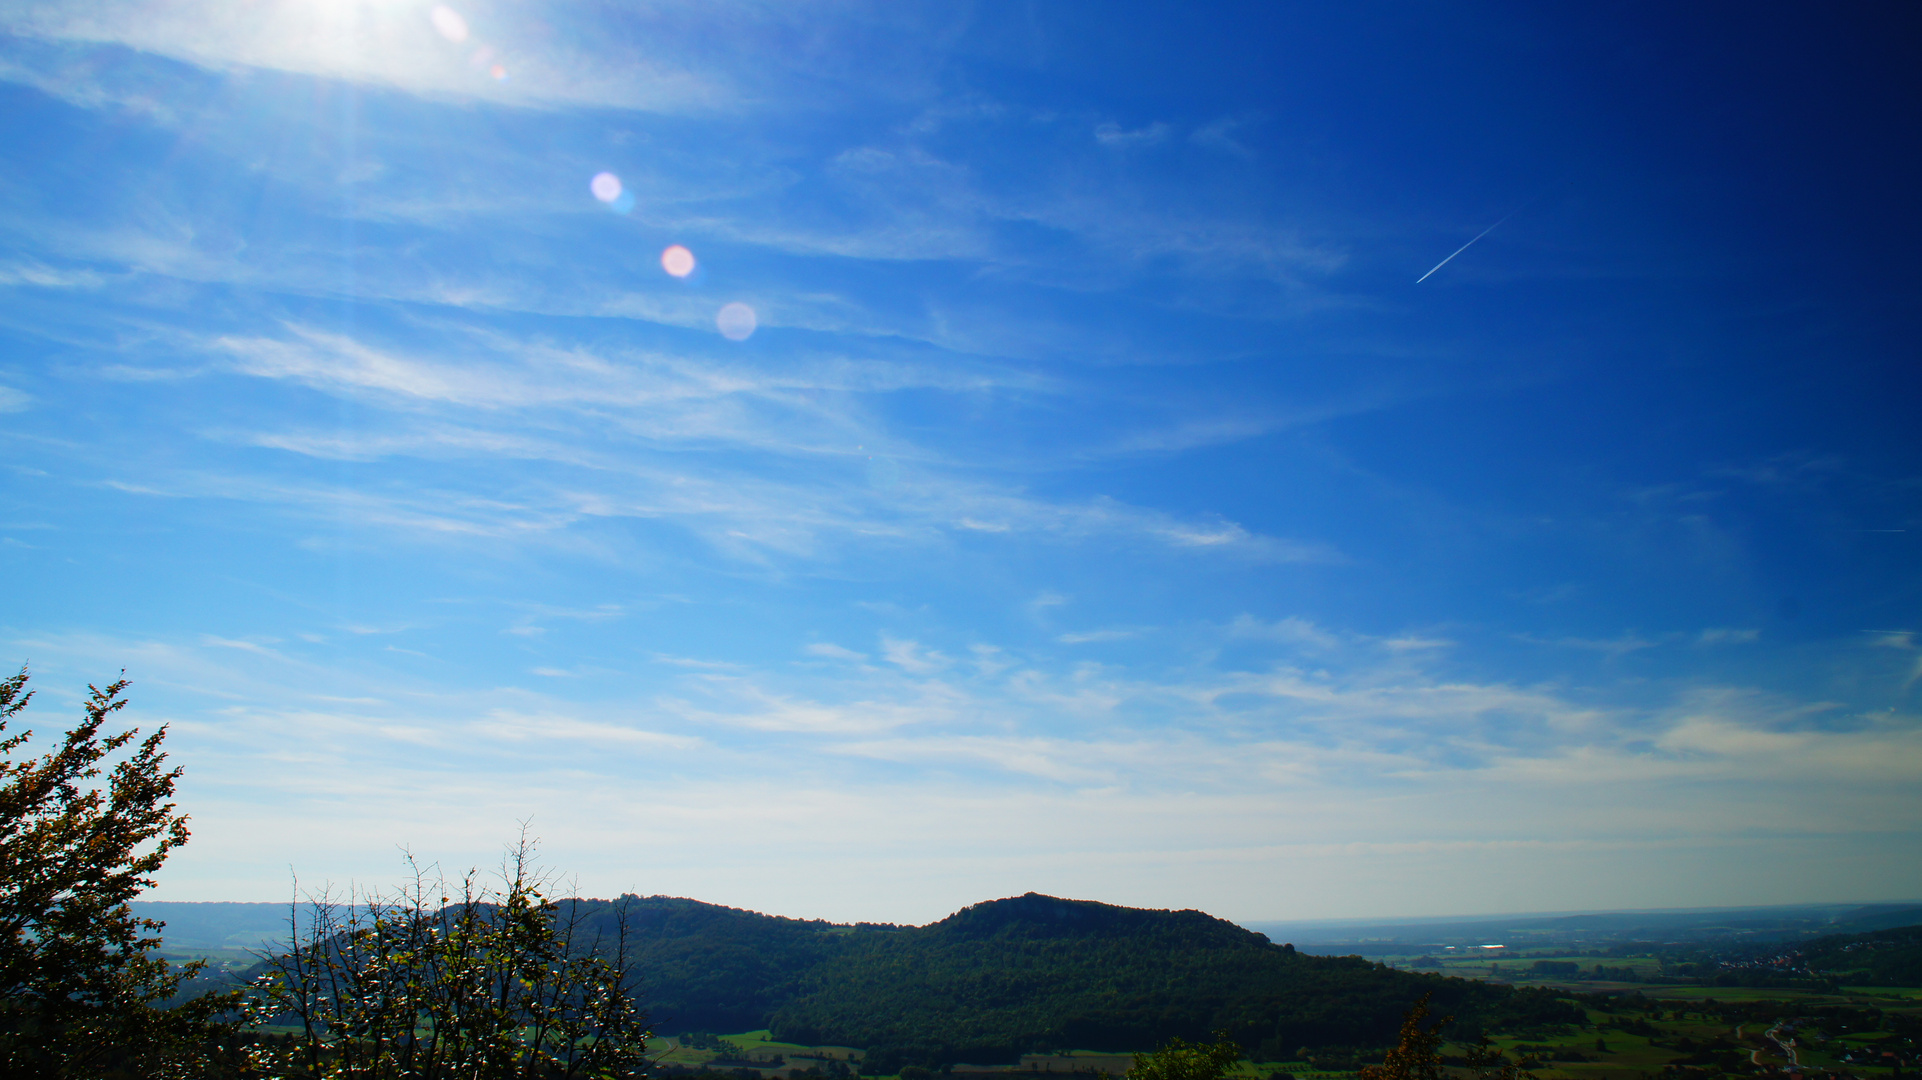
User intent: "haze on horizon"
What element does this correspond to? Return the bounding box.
[1,0,1918,927]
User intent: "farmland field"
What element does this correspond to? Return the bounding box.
[656,1030,866,1072]
[1842,988,1922,1001]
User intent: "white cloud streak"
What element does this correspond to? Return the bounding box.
[11,624,1916,920]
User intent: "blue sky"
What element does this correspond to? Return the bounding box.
[2,0,1918,923]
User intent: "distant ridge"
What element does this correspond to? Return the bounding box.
[137,897,1922,953]
[131,901,293,951]
[1242,901,1922,954]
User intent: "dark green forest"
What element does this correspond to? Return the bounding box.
[569,895,853,1035]
[1798,924,1922,987]
[546,891,1582,1069]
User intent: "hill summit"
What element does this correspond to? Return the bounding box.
[929,893,1276,948]
[599,891,1579,1069]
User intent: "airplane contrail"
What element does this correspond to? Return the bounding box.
[1416,209,1518,283]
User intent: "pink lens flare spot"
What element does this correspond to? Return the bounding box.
[430,5,469,42]
[590,172,623,203]
[716,302,757,341]
[661,245,696,278]
[490,64,508,81]
[468,45,495,69]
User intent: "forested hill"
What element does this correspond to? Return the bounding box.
[1797,923,1922,986]
[586,892,1581,1069]
[607,895,855,1034]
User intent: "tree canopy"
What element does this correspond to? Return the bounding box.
[1127,1032,1245,1080]
[0,668,234,1077]
[243,841,653,1079]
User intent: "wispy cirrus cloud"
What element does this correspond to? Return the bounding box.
[10,616,1918,918]
[1094,121,1171,148]
[207,322,1038,416]
[22,308,1333,565]
[1056,628,1141,645]
[0,258,104,289]
[26,617,1909,800]
[1190,115,1256,158]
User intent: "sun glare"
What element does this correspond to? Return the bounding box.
[430,5,469,43]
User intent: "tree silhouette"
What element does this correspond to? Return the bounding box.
[0,668,235,1077]
[1364,995,1449,1080]
[245,837,652,1078]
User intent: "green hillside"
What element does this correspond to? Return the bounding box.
[237,891,1585,1068]
[762,893,1582,1069]
[559,895,856,1034]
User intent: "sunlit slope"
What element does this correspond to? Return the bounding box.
[764,893,1581,1066]
[586,896,852,1034]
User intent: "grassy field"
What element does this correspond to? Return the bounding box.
[654,1030,866,1071]
[1372,952,1669,986]
[159,946,259,974]
[1632,986,1837,1002]
[1841,987,1922,1001]
[1628,984,1922,1008]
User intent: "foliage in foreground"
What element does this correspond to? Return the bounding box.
[1364,995,1531,1080]
[0,668,237,1078]
[1127,1032,1245,1080]
[243,841,652,1079]
[1361,995,1448,1080]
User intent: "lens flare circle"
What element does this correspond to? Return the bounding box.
[590,172,623,203]
[661,245,696,278]
[430,5,469,42]
[716,302,757,341]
